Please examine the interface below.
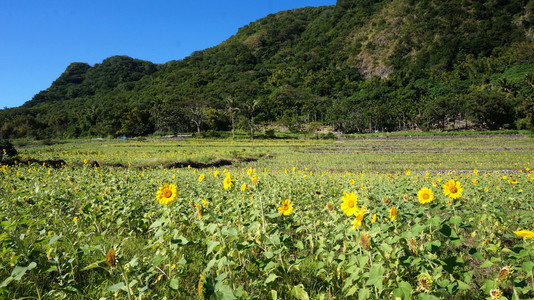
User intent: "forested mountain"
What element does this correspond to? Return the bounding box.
[2,0,534,139]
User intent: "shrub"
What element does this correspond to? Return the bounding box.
[0,138,17,159]
[264,129,276,138]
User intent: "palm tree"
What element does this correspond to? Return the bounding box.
[225,96,239,139]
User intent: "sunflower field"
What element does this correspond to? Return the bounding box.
[1,134,533,299]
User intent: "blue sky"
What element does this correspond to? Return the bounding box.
[0,0,336,108]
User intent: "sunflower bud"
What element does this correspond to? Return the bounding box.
[489,289,502,300]
[106,248,116,267]
[416,273,433,293]
[336,264,343,280]
[195,203,203,219]
[198,274,206,299]
[409,239,418,256]
[360,232,371,250]
[326,202,334,211]
[497,266,511,282]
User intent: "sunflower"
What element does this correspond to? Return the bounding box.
[371,213,377,224]
[241,183,247,192]
[389,207,397,222]
[417,187,434,204]
[349,179,355,185]
[442,180,463,199]
[223,173,232,189]
[198,174,205,183]
[156,183,177,205]
[352,207,366,231]
[340,192,359,216]
[278,200,293,216]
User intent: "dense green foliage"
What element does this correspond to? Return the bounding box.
[1,0,534,139]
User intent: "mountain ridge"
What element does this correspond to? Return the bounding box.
[1,0,533,138]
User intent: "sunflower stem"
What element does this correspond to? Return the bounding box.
[259,196,266,232]
[35,285,41,300]
[166,205,175,252]
[278,253,287,273]
[370,239,391,270]
[217,226,227,249]
[119,263,133,300]
[155,265,169,279]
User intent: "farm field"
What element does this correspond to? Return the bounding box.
[11,133,534,172]
[1,133,534,299]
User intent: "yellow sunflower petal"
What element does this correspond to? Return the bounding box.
[513,230,534,237]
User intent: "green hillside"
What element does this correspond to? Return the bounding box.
[1,0,534,139]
